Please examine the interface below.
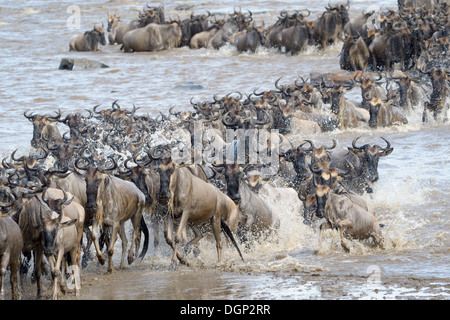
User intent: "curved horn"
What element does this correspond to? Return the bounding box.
[24,109,37,122]
[351,136,363,150]
[325,139,337,150]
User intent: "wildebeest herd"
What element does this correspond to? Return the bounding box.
[0,0,449,300]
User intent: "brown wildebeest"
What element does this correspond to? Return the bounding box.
[0,215,23,300]
[165,166,243,270]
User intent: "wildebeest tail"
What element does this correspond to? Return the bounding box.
[139,216,149,260]
[221,219,244,262]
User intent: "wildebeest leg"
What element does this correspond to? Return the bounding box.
[164,214,188,270]
[184,226,203,257]
[0,251,8,300]
[34,248,43,300]
[118,224,128,269]
[337,219,352,253]
[11,263,21,300]
[127,212,143,265]
[82,225,94,268]
[91,220,106,266]
[211,215,222,262]
[106,222,121,273]
[318,221,333,246]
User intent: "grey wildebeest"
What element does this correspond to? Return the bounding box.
[37,191,80,300]
[166,166,243,270]
[121,22,182,52]
[313,1,350,49]
[339,35,370,71]
[76,158,148,273]
[69,26,106,52]
[232,25,266,53]
[215,163,280,242]
[331,136,394,194]
[422,67,449,123]
[106,12,121,45]
[0,215,23,300]
[24,109,62,149]
[315,183,384,252]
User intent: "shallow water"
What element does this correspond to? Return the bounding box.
[0,0,449,300]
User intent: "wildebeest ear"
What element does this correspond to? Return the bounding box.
[347,147,364,156]
[64,196,75,206]
[379,147,394,157]
[60,218,77,228]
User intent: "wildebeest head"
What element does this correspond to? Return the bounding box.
[221,163,242,204]
[107,12,120,32]
[37,200,76,256]
[149,145,175,204]
[86,26,106,48]
[368,98,383,127]
[75,156,116,215]
[314,184,331,219]
[119,157,154,205]
[24,109,62,148]
[280,140,314,183]
[299,193,318,225]
[348,136,393,182]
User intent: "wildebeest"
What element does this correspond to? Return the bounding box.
[232,25,266,53]
[280,20,314,55]
[37,193,79,300]
[368,98,408,128]
[216,163,280,242]
[331,136,394,194]
[69,26,106,52]
[328,83,370,129]
[190,21,223,49]
[422,67,449,122]
[316,184,384,252]
[207,9,252,49]
[0,215,23,300]
[165,166,243,269]
[313,1,350,49]
[180,11,210,47]
[76,158,148,273]
[121,22,182,52]
[340,35,370,71]
[24,109,62,149]
[106,12,121,45]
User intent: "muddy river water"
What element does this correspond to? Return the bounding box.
[0,0,448,300]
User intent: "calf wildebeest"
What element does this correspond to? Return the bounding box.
[121,22,182,52]
[0,215,23,300]
[69,26,106,51]
[316,184,384,252]
[166,166,243,270]
[368,98,408,128]
[313,1,350,49]
[76,158,148,273]
[24,109,62,149]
